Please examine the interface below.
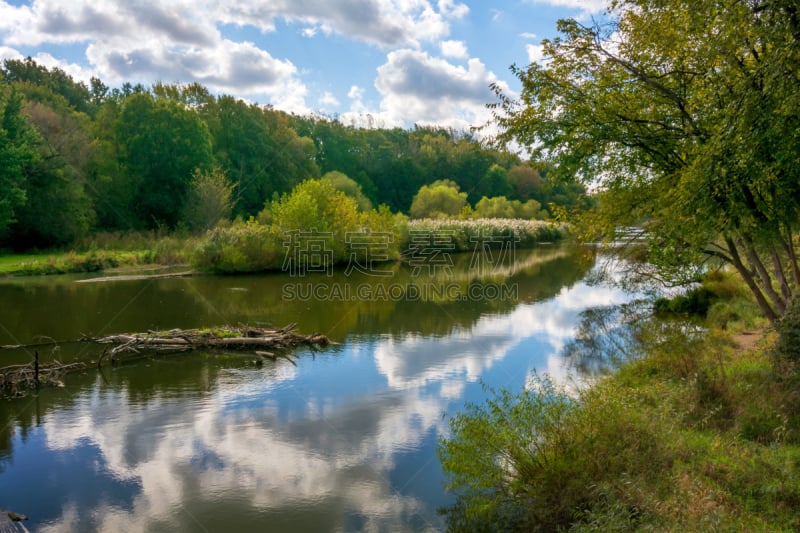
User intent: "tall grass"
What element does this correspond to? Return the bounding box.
[404,218,568,252]
[439,271,799,532]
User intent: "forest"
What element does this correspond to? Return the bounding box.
[0,57,588,252]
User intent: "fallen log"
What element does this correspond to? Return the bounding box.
[1,324,334,398]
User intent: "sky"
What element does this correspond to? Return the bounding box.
[0,0,608,131]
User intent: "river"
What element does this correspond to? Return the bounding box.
[0,245,630,532]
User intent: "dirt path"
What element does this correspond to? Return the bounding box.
[730,329,766,352]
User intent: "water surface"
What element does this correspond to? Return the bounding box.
[0,246,628,532]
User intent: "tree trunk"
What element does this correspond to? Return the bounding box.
[741,235,786,315]
[725,237,779,322]
[771,246,792,303]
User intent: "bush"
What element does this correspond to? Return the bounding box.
[409,180,468,219]
[191,218,282,273]
[472,196,546,220]
[439,377,674,532]
[193,179,404,273]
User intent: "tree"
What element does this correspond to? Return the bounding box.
[321,171,373,211]
[3,57,94,115]
[11,99,94,247]
[494,0,800,321]
[508,165,543,201]
[207,95,319,217]
[473,196,516,219]
[409,180,468,219]
[0,88,38,238]
[182,167,235,233]
[115,92,213,229]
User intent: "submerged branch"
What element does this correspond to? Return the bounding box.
[0,324,334,399]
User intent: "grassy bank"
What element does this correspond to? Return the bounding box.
[191,217,568,274]
[439,272,800,532]
[0,232,194,276]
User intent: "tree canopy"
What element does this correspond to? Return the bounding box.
[0,57,591,250]
[494,0,800,320]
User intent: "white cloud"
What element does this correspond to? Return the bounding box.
[525,0,609,16]
[318,91,339,110]
[0,45,23,61]
[0,0,482,117]
[440,39,468,59]
[348,85,364,100]
[373,49,511,130]
[214,0,458,48]
[438,0,470,19]
[526,43,548,65]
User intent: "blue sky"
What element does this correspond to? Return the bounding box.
[0,0,607,131]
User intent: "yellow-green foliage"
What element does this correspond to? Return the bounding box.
[191,217,282,273]
[471,196,546,220]
[440,321,800,532]
[409,179,468,219]
[192,179,404,273]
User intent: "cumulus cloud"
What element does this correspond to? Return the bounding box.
[373,49,511,130]
[318,91,339,110]
[526,43,548,65]
[0,0,477,117]
[525,0,609,17]
[438,0,470,19]
[440,39,468,59]
[214,0,466,48]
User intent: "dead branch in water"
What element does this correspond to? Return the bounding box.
[95,324,331,357]
[0,324,334,398]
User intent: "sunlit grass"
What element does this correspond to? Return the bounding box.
[439,271,800,532]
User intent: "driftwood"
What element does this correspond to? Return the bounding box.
[1,324,333,398]
[0,358,78,398]
[75,271,198,283]
[0,510,27,533]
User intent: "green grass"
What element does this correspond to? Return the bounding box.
[439,271,799,532]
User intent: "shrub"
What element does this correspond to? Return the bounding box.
[191,218,282,273]
[409,180,468,219]
[439,377,674,532]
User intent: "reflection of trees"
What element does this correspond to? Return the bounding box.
[562,300,707,377]
[0,247,595,350]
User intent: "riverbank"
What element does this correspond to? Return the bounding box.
[0,218,569,277]
[439,273,800,531]
[0,231,195,276]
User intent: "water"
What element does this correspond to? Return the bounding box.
[0,246,630,532]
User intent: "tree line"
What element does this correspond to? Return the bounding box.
[0,58,589,251]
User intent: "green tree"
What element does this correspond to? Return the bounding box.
[3,57,94,115]
[11,99,94,246]
[409,180,468,219]
[0,88,38,238]
[473,196,516,219]
[182,167,235,232]
[115,93,213,229]
[494,0,800,321]
[508,165,543,201]
[270,179,361,263]
[207,95,319,217]
[321,171,373,211]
